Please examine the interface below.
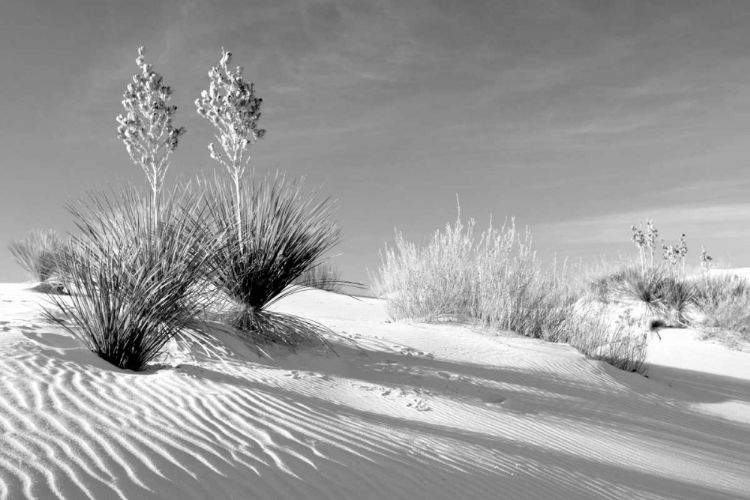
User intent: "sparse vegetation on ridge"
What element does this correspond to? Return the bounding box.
[370,203,650,373]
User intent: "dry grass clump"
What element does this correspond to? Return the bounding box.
[692,274,750,346]
[8,229,65,283]
[370,205,648,372]
[202,173,345,351]
[43,185,215,371]
[562,307,649,373]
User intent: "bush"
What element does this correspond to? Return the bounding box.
[564,307,649,374]
[202,173,344,350]
[43,184,214,371]
[693,274,750,344]
[613,265,697,326]
[370,206,648,372]
[8,229,64,282]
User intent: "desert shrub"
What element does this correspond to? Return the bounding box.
[201,173,344,350]
[371,211,476,322]
[614,265,696,326]
[584,261,638,304]
[693,274,750,342]
[43,184,215,371]
[370,206,648,372]
[8,229,64,282]
[371,208,573,338]
[563,307,648,374]
[292,261,344,293]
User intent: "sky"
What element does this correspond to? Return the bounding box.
[3,0,750,288]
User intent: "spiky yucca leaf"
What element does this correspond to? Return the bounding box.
[615,265,671,315]
[43,183,216,371]
[8,229,64,282]
[203,172,344,349]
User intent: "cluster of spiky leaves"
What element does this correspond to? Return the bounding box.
[8,229,64,283]
[615,265,696,326]
[202,173,343,349]
[44,184,216,371]
[116,47,186,201]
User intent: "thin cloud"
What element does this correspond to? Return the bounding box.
[538,204,750,246]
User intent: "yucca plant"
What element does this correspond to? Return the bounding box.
[615,265,670,316]
[8,229,64,283]
[196,49,351,351]
[43,184,215,371]
[201,173,344,350]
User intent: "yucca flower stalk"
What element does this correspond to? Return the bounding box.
[631,222,647,273]
[700,246,713,272]
[195,48,266,247]
[646,220,659,269]
[116,46,186,228]
[677,233,688,276]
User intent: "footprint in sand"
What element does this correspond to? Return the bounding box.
[284,370,330,381]
[394,345,435,359]
[285,370,304,380]
[482,394,507,406]
[406,398,431,411]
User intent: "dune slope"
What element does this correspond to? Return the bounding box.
[0,283,749,500]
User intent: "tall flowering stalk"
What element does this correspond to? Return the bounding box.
[645,220,659,269]
[677,233,688,275]
[116,47,186,227]
[700,246,713,272]
[631,222,647,272]
[195,48,266,245]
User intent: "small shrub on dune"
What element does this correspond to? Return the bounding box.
[44,185,215,371]
[8,229,64,283]
[564,308,649,374]
[583,259,639,304]
[202,174,343,350]
[371,207,648,372]
[371,209,475,322]
[371,208,574,339]
[694,274,750,342]
[615,265,697,326]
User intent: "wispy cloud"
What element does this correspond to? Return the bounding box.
[537,203,750,247]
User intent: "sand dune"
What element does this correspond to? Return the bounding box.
[1,283,749,499]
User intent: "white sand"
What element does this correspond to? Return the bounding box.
[1,283,749,499]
